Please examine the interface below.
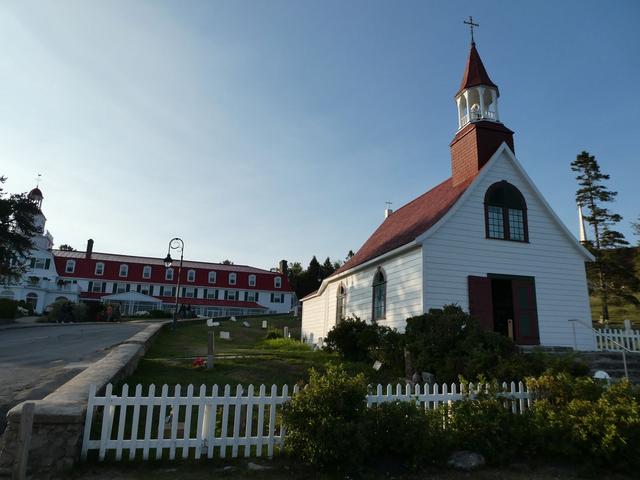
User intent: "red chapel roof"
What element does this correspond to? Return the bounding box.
[457,42,498,96]
[332,175,474,276]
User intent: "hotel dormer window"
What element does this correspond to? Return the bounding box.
[484,181,528,242]
[187,269,196,282]
[95,262,104,276]
[208,271,217,284]
[274,276,282,289]
[229,272,237,285]
[248,274,256,287]
[119,264,129,277]
[65,260,76,274]
[165,268,174,281]
[142,265,152,279]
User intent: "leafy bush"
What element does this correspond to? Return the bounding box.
[145,309,173,319]
[46,299,87,322]
[526,373,640,469]
[16,300,34,316]
[404,305,588,383]
[283,364,369,472]
[265,327,283,339]
[367,401,450,469]
[445,383,532,464]
[0,298,18,320]
[262,337,310,352]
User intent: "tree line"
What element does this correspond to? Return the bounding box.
[287,251,354,300]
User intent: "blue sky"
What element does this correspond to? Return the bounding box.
[1,1,639,270]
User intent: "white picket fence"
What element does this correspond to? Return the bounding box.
[595,326,640,352]
[81,380,532,462]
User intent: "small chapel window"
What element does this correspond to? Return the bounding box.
[484,181,528,242]
[372,269,386,321]
[336,284,346,324]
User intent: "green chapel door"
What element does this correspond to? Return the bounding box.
[511,279,540,345]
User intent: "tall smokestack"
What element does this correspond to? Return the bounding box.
[86,239,94,258]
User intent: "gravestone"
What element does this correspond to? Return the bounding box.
[212,322,220,327]
[242,321,250,327]
[372,361,382,371]
[283,326,289,338]
[206,318,215,327]
[421,372,435,385]
[219,331,231,340]
[230,316,236,322]
[261,320,268,329]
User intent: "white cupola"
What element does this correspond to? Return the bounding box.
[455,41,500,130]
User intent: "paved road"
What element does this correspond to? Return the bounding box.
[0,323,145,432]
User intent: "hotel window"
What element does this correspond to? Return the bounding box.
[162,286,175,297]
[119,264,129,277]
[115,283,127,294]
[90,281,104,293]
[95,262,104,276]
[225,290,238,301]
[229,273,237,285]
[208,271,217,284]
[270,292,284,303]
[484,181,528,242]
[165,268,174,281]
[187,269,196,282]
[372,269,386,321]
[30,257,49,270]
[139,285,151,295]
[206,289,219,300]
[245,291,258,302]
[183,287,195,298]
[142,265,152,279]
[248,274,256,287]
[274,276,282,289]
[65,260,76,273]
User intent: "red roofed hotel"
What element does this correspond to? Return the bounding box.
[301,41,596,350]
[2,190,294,317]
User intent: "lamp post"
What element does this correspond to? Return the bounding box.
[163,237,184,331]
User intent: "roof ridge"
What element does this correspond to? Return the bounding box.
[385,177,452,218]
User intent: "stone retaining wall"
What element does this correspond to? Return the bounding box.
[0,322,165,478]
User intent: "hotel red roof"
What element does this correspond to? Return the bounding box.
[333,175,473,276]
[457,42,498,96]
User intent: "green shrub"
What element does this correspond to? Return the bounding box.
[265,327,283,339]
[367,401,450,469]
[262,337,310,352]
[16,300,34,316]
[526,374,640,469]
[46,299,87,322]
[146,309,173,319]
[404,305,588,383]
[0,298,18,320]
[446,384,532,463]
[283,364,369,472]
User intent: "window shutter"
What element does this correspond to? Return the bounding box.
[160,286,164,296]
[182,287,186,298]
[270,293,274,302]
[126,284,131,292]
[244,291,248,301]
[45,259,51,269]
[511,279,540,345]
[194,288,198,298]
[88,281,93,292]
[215,289,219,300]
[254,292,259,302]
[468,276,494,331]
[112,283,117,294]
[101,282,107,293]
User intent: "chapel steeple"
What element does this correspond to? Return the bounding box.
[450,21,515,186]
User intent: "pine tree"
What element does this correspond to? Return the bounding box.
[321,257,335,278]
[571,151,629,322]
[0,177,40,282]
[346,250,354,261]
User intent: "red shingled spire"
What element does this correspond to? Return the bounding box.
[457,42,498,97]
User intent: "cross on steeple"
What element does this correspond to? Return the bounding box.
[36,173,42,187]
[463,16,479,45]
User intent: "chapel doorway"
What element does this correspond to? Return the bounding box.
[468,275,540,345]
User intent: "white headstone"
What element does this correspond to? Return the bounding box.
[261,320,268,329]
[372,361,382,371]
[624,319,632,332]
[243,321,250,327]
[206,318,215,327]
[230,316,236,322]
[212,322,220,327]
[219,331,231,340]
[283,326,289,338]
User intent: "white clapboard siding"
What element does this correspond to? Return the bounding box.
[595,327,640,352]
[422,149,595,351]
[301,247,423,344]
[82,380,531,462]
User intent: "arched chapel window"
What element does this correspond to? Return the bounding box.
[336,284,346,324]
[484,181,528,242]
[372,269,386,321]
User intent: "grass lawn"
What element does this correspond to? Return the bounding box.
[590,295,640,327]
[120,314,402,393]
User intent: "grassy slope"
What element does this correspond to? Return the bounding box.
[590,295,640,327]
[121,314,400,392]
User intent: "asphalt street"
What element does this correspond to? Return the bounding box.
[0,323,145,432]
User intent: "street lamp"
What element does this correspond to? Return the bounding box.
[164,237,184,330]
